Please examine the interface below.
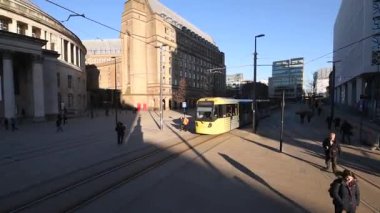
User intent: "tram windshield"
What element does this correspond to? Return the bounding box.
[196,101,214,120]
[196,107,213,120]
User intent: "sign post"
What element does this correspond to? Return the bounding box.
[182,101,187,117]
[280,91,285,152]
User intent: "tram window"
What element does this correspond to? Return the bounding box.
[213,105,223,118]
[226,104,237,116]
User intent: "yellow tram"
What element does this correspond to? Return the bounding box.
[195,97,253,135]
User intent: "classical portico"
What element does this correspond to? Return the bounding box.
[0,31,48,120]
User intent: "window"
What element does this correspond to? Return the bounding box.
[63,40,68,62]
[68,94,73,108]
[0,17,9,31]
[57,73,60,87]
[70,43,74,64]
[68,75,72,88]
[32,27,41,38]
[17,21,27,35]
[57,93,61,109]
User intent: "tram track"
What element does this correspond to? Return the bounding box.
[1,133,226,212]
[0,131,110,166]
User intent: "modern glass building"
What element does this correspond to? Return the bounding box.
[268,57,304,99]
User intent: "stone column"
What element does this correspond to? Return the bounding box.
[67,42,72,64]
[348,81,353,106]
[2,51,16,119]
[9,19,17,33]
[32,55,45,120]
[356,78,362,104]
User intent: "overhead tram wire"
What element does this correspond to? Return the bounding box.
[45,0,171,53]
[306,32,380,65]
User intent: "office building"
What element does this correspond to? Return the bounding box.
[268,58,304,99]
[226,73,244,88]
[334,0,380,119]
[313,67,332,97]
[120,0,225,109]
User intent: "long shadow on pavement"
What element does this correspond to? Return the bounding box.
[219,153,310,213]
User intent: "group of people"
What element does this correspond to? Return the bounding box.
[3,117,18,131]
[326,116,354,144]
[56,112,68,132]
[322,132,360,213]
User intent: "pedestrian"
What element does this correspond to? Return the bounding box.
[180,116,189,131]
[56,115,63,132]
[10,117,18,131]
[326,116,332,130]
[115,122,126,145]
[4,118,9,130]
[334,117,341,130]
[63,108,68,125]
[299,112,305,124]
[331,169,360,213]
[317,107,322,116]
[322,132,341,173]
[307,111,313,123]
[180,116,184,131]
[341,120,353,144]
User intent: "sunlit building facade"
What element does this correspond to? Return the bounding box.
[313,67,332,97]
[0,0,87,120]
[119,0,225,109]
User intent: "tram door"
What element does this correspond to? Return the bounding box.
[226,104,239,130]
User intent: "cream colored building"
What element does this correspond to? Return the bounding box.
[0,0,87,120]
[85,0,225,110]
[121,0,225,109]
[83,39,121,90]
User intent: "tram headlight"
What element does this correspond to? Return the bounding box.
[208,123,212,128]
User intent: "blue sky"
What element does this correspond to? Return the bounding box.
[33,0,341,85]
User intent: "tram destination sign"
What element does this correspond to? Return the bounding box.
[197,101,213,107]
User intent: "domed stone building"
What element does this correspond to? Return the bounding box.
[0,0,87,121]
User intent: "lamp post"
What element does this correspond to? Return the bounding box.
[111,56,118,124]
[253,34,265,133]
[327,60,340,130]
[156,44,168,130]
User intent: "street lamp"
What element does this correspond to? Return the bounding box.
[253,34,265,133]
[327,60,341,130]
[156,44,168,130]
[111,56,118,124]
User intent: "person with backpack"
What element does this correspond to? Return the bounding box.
[322,132,341,173]
[331,169,360,213]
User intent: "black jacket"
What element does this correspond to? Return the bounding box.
[322,138,341,158]
[333,179,360,211]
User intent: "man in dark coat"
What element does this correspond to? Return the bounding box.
[326,116,332,130]
[322,132,341,173]
[115,122,126,145]
[334,117,341,130]
[341,120,353,144]
[332,169,360,213]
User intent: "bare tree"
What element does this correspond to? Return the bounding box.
[173,78,187,104]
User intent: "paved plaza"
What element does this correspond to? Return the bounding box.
[0,103,379,212]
